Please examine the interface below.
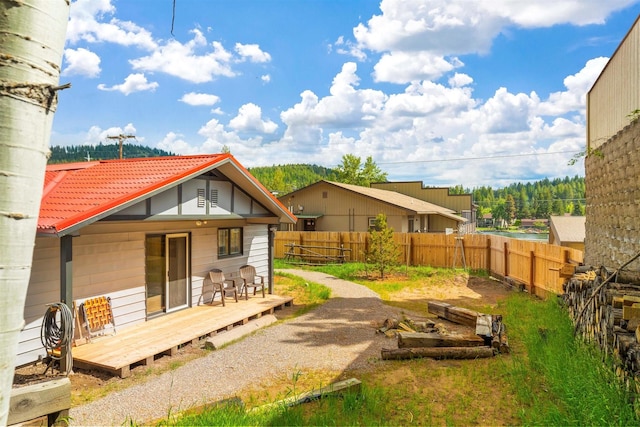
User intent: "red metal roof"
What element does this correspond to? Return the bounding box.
[38,154,295,235]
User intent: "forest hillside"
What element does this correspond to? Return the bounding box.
[48,144,584,220]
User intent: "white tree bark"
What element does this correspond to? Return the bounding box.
[0,1,69,424]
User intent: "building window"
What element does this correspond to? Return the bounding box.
[322,191,328,198]
[218,227,242,257]
[368,217,377,230]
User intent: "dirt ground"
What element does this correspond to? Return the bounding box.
[14,272,514,409]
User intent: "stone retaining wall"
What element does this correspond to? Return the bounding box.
[585,118,640,281]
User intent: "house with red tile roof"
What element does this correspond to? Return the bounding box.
[18,154,296,367]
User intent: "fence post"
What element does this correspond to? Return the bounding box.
[486,237,491,274]
[529,250,536,296]
[503,242,509,277]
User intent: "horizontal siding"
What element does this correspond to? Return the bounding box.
[245,224,269,276]
[72,232,145,299]
[18,221,271,366]
[191,227,217,306]
[75,286,146,332]
[18,238,62,367]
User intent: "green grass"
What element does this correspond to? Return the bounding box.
[273,271,330,317]
[161,263,637,426]
[501,293,637,426]
[170,386,391,426]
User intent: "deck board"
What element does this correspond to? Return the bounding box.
[72,295,292,377]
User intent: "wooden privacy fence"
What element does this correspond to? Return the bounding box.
[274,231,584,296]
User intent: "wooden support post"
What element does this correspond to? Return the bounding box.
[503,242,509,277]
[486,238,492,274]
[59,235,73,373]
[529,251,536,295]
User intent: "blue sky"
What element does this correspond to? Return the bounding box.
[52,0,640,188]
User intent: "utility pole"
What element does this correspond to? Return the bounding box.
[106,134,136,159]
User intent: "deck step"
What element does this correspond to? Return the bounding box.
[205,314,278,350]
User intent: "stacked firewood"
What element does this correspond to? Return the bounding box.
[380,301,509,361]
[563,268,640,393]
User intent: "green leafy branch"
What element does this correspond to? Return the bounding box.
[567,147,603,166]
[627,108,640,122]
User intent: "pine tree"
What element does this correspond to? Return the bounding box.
[366,213,400,279]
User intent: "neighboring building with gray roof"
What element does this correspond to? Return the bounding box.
[278,180,467,233]
[549,215,585,252]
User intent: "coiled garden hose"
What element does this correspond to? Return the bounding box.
[40,302,74,374]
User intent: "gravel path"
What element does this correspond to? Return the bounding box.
[69,270,409,426]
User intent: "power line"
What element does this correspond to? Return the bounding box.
[377,150,580,165]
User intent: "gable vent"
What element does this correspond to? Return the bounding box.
[210,189,218,207]
[197,188,206,207]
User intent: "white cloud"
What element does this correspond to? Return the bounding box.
[485,0,638,27]
[333,35,367,60]
[353,0,504,55]
[538,57,609,116]
[62,47,101,77]
[59,0,626,187]
[281,63,387,133]
[180,92,221,106]
[130,29,235,83]
[270,55,602,186]
[350,0,631,84]
[67,0,156,50]
[197,118,268,155]
[373,51,464,83]
[234,43,272,63]
[473,87,540,134]
[449,73,473,88]
[229,103,278,134]
[81,123,138,145]
[156,132,199,155]
[97,73,159,95]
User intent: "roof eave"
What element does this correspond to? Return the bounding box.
[44,155,296,235]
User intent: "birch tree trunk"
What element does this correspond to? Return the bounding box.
[0,1,69,424]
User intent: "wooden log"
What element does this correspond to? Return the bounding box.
[622,305,640,320]
[381,346,495,360]
[253,378,361,412]
[398,332,485,348]
[427,301,479,327]
[491,315,510,354]
[9,378,71,426]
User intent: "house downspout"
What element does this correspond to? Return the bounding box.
[268,225,277,294]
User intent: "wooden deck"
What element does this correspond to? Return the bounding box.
[71,295,293,378]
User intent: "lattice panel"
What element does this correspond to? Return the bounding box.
[82,296,114,331]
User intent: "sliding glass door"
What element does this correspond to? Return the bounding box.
[145,233,190,316]
[166,233,189,312]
